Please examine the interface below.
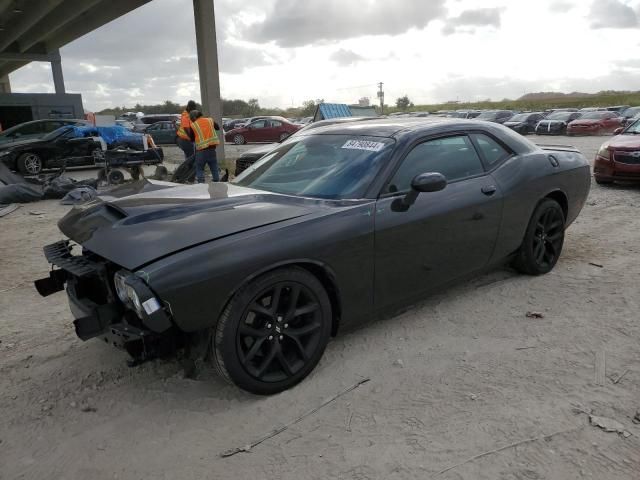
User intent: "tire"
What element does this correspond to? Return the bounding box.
[279,132,290,142]
[108,169,125,185]
[213,267,332,395]
[233,134,245,145]
[595,177,613,185]
[17,152,43,175]
[513,199,565,276]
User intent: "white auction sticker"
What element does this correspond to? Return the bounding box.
[341,140,386,152]
[142,298,161,315]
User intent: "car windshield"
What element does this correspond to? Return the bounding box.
[233,134,395,199]
[509,114,531,122]
[476,111,498,119]
[623,119,640,134]
[581,112,609,120]
[547,112,574,121]
[42,126,74,141]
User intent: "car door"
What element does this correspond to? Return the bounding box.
[265,120,282,141]
[374,134,503,309]
[247,120,268,142]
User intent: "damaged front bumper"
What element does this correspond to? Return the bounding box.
[35,240,175,361]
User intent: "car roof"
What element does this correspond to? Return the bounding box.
[300,117,537,154]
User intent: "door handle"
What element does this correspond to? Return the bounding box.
[481,185,497,196]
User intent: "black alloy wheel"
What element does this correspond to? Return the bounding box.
[213,267,332,394]
[514,199,565,275]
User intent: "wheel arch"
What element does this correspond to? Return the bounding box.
[221,259,343,337]
[544,189,568,220]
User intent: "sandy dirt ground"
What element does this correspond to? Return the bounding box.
[1,135,639,480]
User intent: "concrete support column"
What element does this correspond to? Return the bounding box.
[193,0,224,162]
[0,74,10,93]
[50,50,65,94]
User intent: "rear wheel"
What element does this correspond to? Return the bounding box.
[513,199,565,275]
[595,177,613,185]
[279,132,290,142]
[213,267,332,395]
[17,152,43,175]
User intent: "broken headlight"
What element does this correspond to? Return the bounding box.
[114,271,161,318]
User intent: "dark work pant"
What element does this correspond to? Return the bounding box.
[195,148,219,183]
[177,137,195,161]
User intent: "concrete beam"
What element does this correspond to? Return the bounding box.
[18,0,104,53]
[50,49,64,94]
[0,0,64,52]
[0,74,10,93]
[44,0,152,51]
[193,0,225,162]
[0,0,13,16]
[0,60,28,78]
[0,51,58,62]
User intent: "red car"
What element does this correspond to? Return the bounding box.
[594,119,640,185]
[567,111,624,136]
[224,117,301,145]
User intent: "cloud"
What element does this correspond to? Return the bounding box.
[330,49,365,66]
[589,0,638,29]
[442,7,503,35]
[245,0,447,47]
[548,0,575,12]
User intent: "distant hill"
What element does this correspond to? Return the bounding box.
[518,90,637,101]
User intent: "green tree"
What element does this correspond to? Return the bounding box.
[247,98,260,116]
[396,95,413,111]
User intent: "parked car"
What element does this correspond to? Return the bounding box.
[621,106,640,123]
[593,118,640,185]
[567,111,624,136]
[0,125,152,175]
[475,110,514,124]
[223,118,249,131]
[224,117,301,145]
[0,126,105,175]
[235,117,383,176]
[0,119,88,145]
[503,112,546,135]
[145,121,179,145]
[115,120,135,130]
[606,105,630,113]
[133,114,180,133]
[535,111,583,135]
[36,118,590,394]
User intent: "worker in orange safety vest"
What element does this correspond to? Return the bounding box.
[188,110,221,183]
[176,100,197,161]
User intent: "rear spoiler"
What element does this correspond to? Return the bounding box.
[536,144,580,153]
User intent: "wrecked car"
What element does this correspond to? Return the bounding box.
[0,125,162,175]
[36,118,591,394]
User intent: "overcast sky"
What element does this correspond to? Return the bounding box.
[8,0,640,111]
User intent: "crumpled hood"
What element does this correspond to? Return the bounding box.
[58,180,322,270]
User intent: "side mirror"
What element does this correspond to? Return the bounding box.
[614,127,624,135]
[392,172,447,212]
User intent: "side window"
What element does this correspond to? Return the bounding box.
[471,134,511,167]
[251,120,266,129]
[18,123,44,135]
[270,120,282,128]
[386,135,484,193]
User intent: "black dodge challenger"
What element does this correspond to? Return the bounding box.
[36,118,591,394]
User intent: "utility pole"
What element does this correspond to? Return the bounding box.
[377,82,384,114]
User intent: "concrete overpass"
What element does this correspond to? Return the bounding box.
[0,0,224,154]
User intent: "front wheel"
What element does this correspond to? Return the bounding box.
[233,134,245,145]
[595,177,613,185]
[213,267,332,395]
[17,152,43,175]
[513,199,565,275]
